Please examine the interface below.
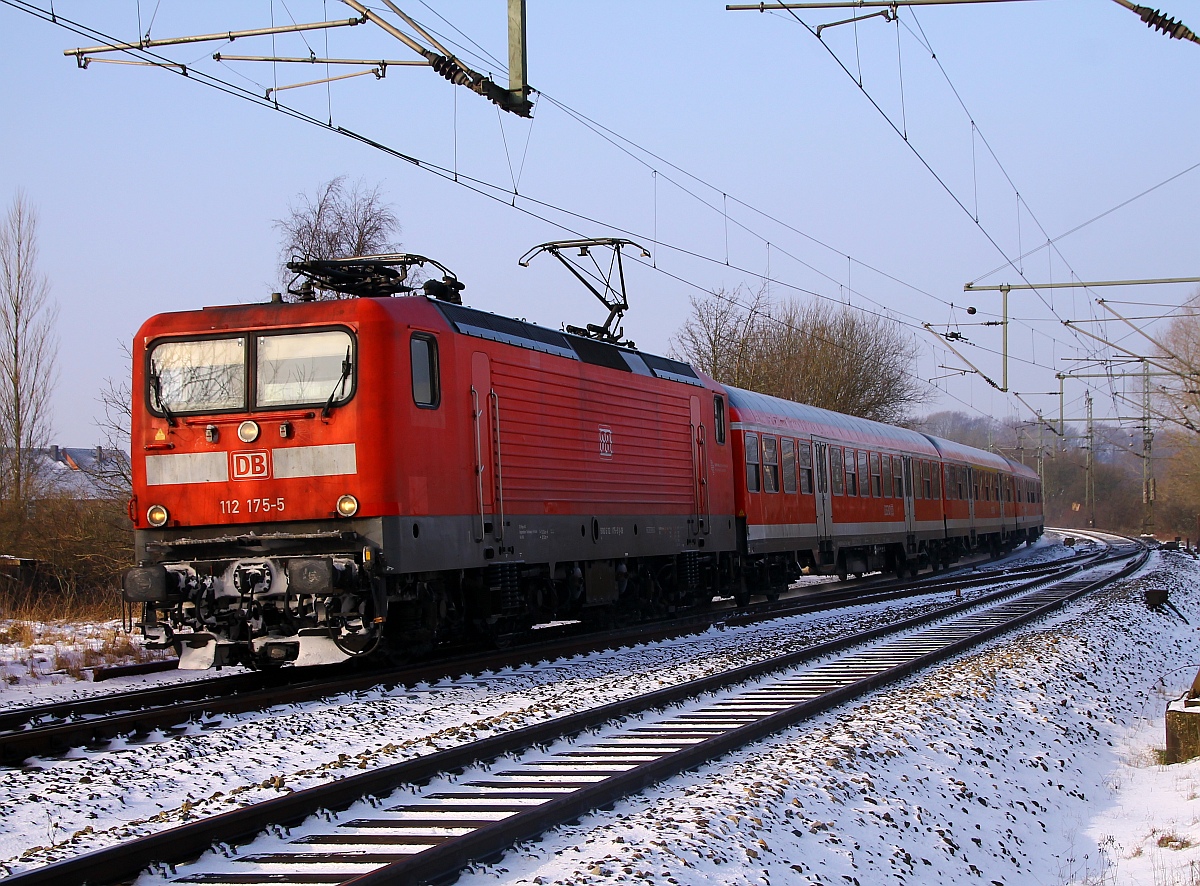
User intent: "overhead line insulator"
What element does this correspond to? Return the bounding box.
[1132,4,1198,41]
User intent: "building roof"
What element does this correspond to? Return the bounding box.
[24,446,131,499]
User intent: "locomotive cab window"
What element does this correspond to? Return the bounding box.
[147,336,246,415]
[411,334,440,408]
[257,329,355,408]
[714,396,727,444]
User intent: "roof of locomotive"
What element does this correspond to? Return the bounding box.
[724,386,941,456]
[432,300,711,388]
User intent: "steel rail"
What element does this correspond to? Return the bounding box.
[3,543,1129,886]
[0,544,1079,763]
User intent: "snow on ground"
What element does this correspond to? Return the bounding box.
[0,543,1065,877]
[0,618,222,711]
[1,532,1132,883]
[450,547,1200,886]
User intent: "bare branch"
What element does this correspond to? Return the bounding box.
[672,286,927,424]
[274,176,403,299]
[0,190,58,513]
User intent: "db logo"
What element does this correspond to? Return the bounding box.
[231,451,271,480]
[598,426,613,459]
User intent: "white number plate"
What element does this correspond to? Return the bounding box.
[219,498,285,515]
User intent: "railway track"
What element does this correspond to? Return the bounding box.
[4,533,1143,886]
[0,542,1082,764]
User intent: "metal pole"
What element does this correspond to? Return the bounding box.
[1085,393,1095,528]
[65,18,363,56]
[1058,374,1064,438]
[1144,361,1155,534]
[965,275,1200,292]
[1002,284,1009,393]
[509,0,529,105]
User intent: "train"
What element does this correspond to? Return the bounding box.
[121,256,1043,669]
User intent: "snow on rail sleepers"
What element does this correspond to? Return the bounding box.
[4,536,1142,886]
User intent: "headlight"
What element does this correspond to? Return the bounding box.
[146,504,169,527]
[336,494,359,517]
[237,420,260,443]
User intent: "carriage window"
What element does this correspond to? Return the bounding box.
[410,334,440,407]
[714,396,727,444]
[870,453,882,498]
[858,450,871,498]
[922,461,933,499]
[881,455,891,497]
[932,462,942,500]
[257,329,355,408]
[745,432,761,493]
[781,438,797,494]
[844,448,858,497]
[148,336,246,415]
[798,441,813,495]
[893,457,904,498]
[763,436,780,494]
[831,447,845,496]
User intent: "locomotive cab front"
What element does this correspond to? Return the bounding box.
[124,302,387,669]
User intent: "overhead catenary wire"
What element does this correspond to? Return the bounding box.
[4,0,1159,432]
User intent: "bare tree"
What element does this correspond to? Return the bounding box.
[274,176,402,299]
[0,191,58,512]
[88,341,133,500]
[672,286,927,424]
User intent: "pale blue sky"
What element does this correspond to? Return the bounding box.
[2,1,1198,446]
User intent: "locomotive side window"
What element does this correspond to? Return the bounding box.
[148,336,246,415]
[745,432,761,493]
[781,438,797,494]
[844,448,858,496]
[411,334,440,408]
[798,441,813,495]
[762,436,780,493]
[257,330,354,408]
[831,447,845,496]
[714,396,727,444]
[858,450,870,497]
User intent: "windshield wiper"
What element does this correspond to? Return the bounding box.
[148,360,177,427]
[322,348,353,418]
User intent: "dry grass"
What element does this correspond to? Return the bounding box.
[0,585,170,682]
[0,583,121,624]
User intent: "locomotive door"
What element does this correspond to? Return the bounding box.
[813,440,832,539]
[901,456,916,537]
[470,352,503,542]
[689,396,710,536]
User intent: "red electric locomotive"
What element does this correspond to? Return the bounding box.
[121,254,1042,669]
